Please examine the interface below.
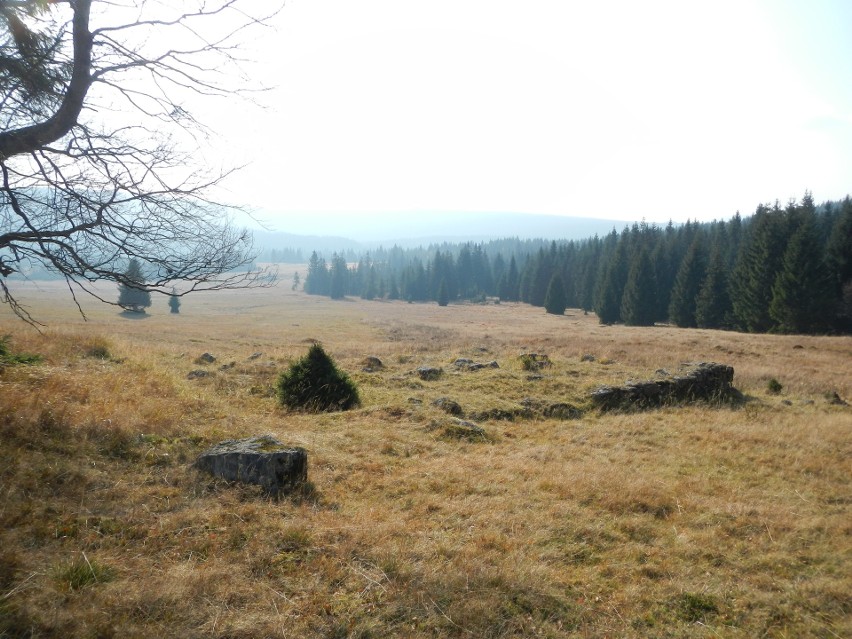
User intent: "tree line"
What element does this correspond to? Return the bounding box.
[301,193,852,335]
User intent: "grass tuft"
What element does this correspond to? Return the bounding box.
[54,554,115,591]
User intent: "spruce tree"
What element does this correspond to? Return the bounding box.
[695,249,731,329]
[437,278,450,306]
[304,251,329,295]
[117,259,151,313]
[504,255,520,302]
[388,275,400,300]
[491,254,506,296]
[826,197,852,331]
[529,248,553,307]
[769,217,835,333]
[621,248,656,326]
[168,287,181,314]
[430,251,457,301]
[668,239,707,328]
[360,265,377,300]
[544,273,567,315]
[329,254,348,299]
[730,205,789,332]
[594,240,628,324]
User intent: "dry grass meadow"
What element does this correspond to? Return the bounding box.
[1,269,850,638]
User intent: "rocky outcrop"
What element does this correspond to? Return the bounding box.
[194,435,307,495]
[453,358,499,371]
[417,366,444,381]
[590,362,739,411]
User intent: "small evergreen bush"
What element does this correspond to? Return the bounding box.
[277,344,360,412]
[168,287,181,314]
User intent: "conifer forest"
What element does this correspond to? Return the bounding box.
[301,193,852,335]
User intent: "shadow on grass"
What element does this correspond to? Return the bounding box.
[119,311,149,319]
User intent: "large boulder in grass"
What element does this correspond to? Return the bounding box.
[194,435,307,495]
[590,362,740,411]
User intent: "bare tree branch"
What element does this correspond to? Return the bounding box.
[1,0,279,322]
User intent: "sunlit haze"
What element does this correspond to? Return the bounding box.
[204,0,852,235]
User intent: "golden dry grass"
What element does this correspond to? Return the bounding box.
[1,276,850,638]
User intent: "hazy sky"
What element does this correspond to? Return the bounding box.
[205,0,852,228]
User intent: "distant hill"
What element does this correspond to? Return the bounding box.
[253,212,629,253]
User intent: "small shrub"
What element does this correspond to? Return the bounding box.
[767,378,783,394]
[519,353,551,371]
[277,344,360,412]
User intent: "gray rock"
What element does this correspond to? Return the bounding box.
[453,358,500,371]
[432,397,464,416]
[187,369,211,380]
[544,403,583,419]
[417,366,444,381]
[194,435,307,495]
[248,352,263,360]
[361,356,384,372]
[195,352,216,364]
[443,419,488,441]
[580,354,596,362]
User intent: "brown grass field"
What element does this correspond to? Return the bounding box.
[1,270,850,638]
